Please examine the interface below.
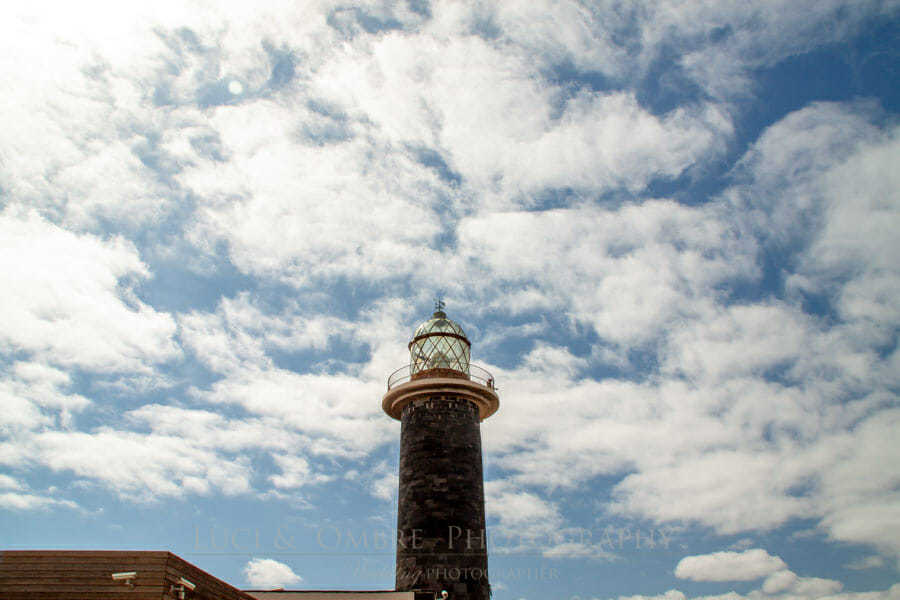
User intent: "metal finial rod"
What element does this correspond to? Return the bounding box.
[434,297,445,312]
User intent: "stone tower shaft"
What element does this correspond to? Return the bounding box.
[383,310,498,600]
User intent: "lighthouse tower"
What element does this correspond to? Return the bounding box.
[383,303,499,600]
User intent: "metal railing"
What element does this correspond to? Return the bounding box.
[387,363,496,391]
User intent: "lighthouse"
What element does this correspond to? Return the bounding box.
[383,303,499,600]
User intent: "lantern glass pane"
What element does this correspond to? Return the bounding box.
[409,315,470,375]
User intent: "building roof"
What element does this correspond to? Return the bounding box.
[246,592,414,599]
[0,550,255,600]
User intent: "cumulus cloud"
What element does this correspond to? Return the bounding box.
[458,198,756,346]
[475,105,900,569]
[613,582,900,600]
[0,475,22,490]
[177,294,411,460]
[178,292,361,374]
[0,10,174,230]
[243,557,303,589]
[27,429,252,500]
[369,470,399,502]
[761,570,799,594]
[794,124,900,329]
[617,592,686,600]
[726,102,888,252]
[2,8,896,575]
[0,366,88,434]
[845,555,886,570]
[611,547,900,600]
[486,480,563,536]
[0,209,178,372]
[0,492,79,512]
[191,368,392,457]
[312,24,733,201]
[488,1,892,92]
[0,292,407,502]
[269,453,332,489]
[483,479,614,560]
[675,549,786,582]
[183,101,451,286]
[1,2,898,598]
[664,550,859,600]
[0,475,78,511]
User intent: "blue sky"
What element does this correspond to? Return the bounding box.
[1,1,899,598]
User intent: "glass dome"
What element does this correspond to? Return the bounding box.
[409,309,471,376]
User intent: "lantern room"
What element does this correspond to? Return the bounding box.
[408,304,471,377]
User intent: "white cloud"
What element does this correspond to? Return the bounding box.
[126,404,298,453]
[243,557,303,589]
[485,1,893,109]
[663,550,861,599]
[486,481,561,531]
[0,0,359,232]
[457,199,756,346]
[726,102,886,251]
[0,4,898,598]
[0,292,408,502]
[675,548,787,582]
[0,209,178,372]
[613,585,900,600]
[269,454,332,489]
[178,294,410,462]
[182,99,450,286]
[178,303,271,374]
[484,479,578,558]
[0,362,90,438]
[0,475,23,490]
[521,344,589,379]
[474,104,900,566]
[541,539,617,562]
[365,461,398,502]
[27,430,252,500]
[844,555,886,570]
[192,369,392,458]
[312,30,734,199]
[0,473,78,512]
[729,538,756,551]
[0,381,53,434]
[661,302,812,384]
[612,578,900,600]
[0,491,78,511]
[667,2,890,101]
[762,570,799,594]
[617,592,686,600]
[178,293,360,374]
[793,126,900,328]
[370,471,398,502]
[612,450,814,535]
[813,409,900,558]
[0,13,171,229]
[147,4,762,293]
[792,575,844,597]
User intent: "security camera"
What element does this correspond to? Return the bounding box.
[179,577,196,591]
[171,577,196,599]
[111,572,137,587]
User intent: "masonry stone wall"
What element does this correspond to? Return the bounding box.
[396,396,489,600]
